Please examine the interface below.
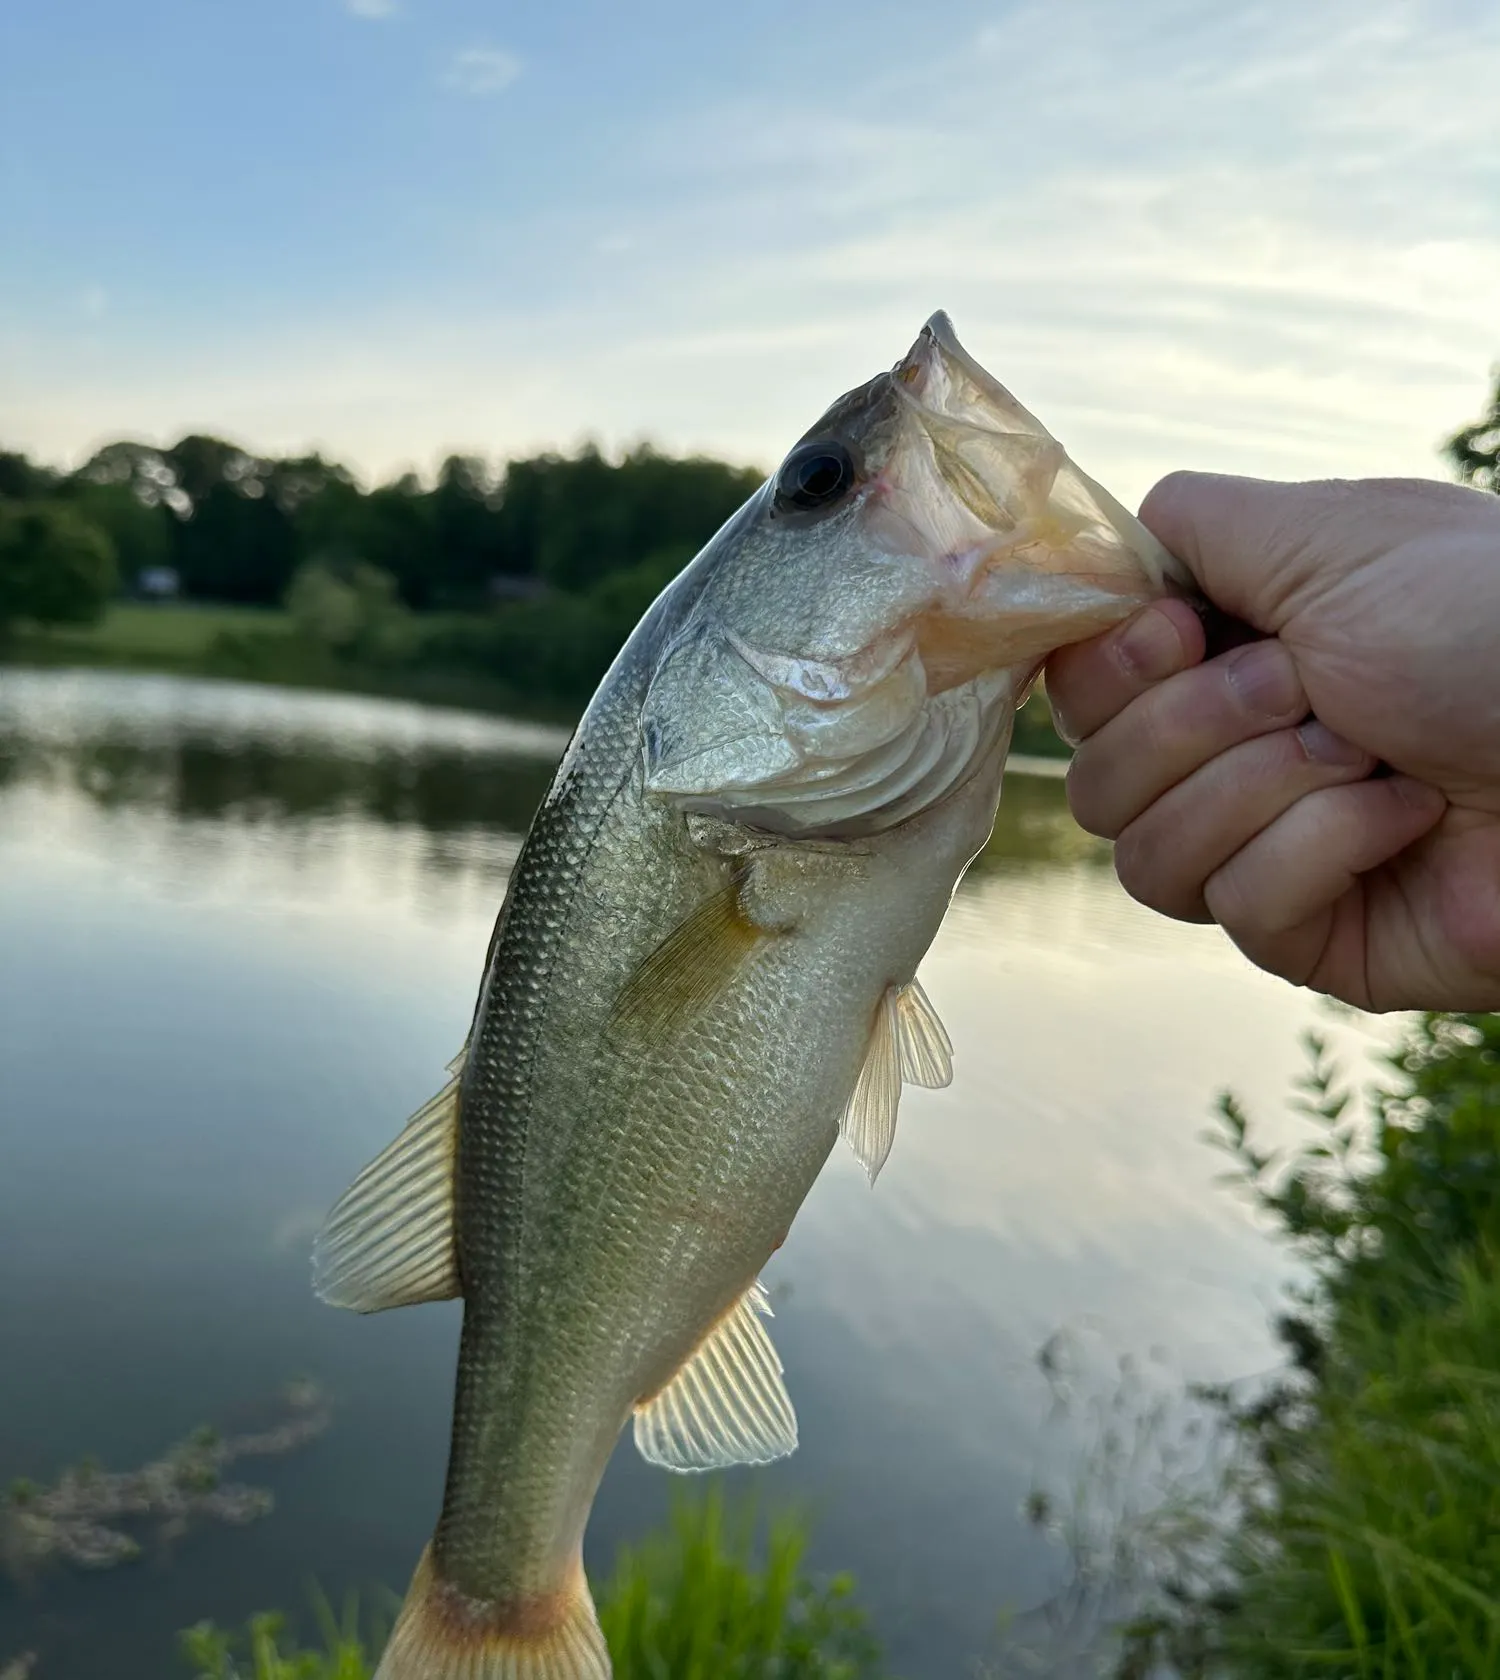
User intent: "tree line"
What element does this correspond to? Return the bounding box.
[1,367,1496,708]
[0,436,763,703]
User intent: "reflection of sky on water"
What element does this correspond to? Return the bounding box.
[0,670,1405,1678]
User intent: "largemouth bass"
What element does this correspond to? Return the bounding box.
[314,314,1188,1680]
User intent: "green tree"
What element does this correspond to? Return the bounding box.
[0,448,56,501]
[292,473,440,609]
[58,479,171,582]
[0,502,116,635]
[495,446,760,594]
[285,559,410,664]
[1115,1017,1500,1679]
[428,454,505,603]
[1446,367,1500,492]
[76,439,184,512]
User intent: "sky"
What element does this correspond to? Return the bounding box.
[1,0,1497,506]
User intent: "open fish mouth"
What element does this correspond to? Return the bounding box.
[879,312,1187,635]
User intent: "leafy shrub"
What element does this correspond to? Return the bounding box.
[1117,1016,1500,1679]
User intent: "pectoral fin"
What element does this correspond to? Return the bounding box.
[609,876,769,1045]
[634,1282,798,1471]
[840,979,953,1183]
[312,1052,464,1313]
[893,977,953,1087]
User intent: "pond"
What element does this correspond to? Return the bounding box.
[0,669,1397,1678]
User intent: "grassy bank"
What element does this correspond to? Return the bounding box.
[10,602,286,669]
[180,1490,886,1680]
[1115,1014,1500,1679]
[3,599,1072,755]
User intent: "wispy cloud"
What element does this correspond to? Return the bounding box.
[575,0,1500,500]
[5,0,1497,495]
[443,46,522,96]
[343,0,398,17]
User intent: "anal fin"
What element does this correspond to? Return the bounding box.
[312,1053,464,1313]
[841,978,953,1184]
[634,1282,798,1471]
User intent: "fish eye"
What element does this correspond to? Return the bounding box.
[776,441,857,512]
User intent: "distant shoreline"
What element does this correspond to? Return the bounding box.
[1,600,1073,765]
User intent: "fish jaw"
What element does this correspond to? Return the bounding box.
[872,311,1193,689]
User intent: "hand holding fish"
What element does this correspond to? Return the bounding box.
[1048,472,1500,1012]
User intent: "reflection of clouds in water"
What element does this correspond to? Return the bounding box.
[949,853,1221,965]
[0,671,559,857]
[267,1204,327,1256]
[785,859,1409,1399]
[0,671,557,923]
[1,782,521,925]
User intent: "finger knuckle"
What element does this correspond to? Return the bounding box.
[1113,823,1191,918]
[1205,854,1298,940]
[1064,755,1122,838]
[1145,665,1240,762]
[1201,863,1252,934]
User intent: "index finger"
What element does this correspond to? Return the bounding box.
[1045,597,1205,746]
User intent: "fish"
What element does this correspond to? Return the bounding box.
[312,312,1190,1680]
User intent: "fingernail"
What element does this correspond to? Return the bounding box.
[1298,721,1369,767]
[1225,639,1301,719]
[1391,776,1446,816]
[1116,608,1184,684]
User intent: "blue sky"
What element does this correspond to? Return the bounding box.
[1,0,1497,505]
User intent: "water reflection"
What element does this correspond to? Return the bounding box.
[0,672,1102,881]
[0,670,1393,1680]
[0,672,558,846]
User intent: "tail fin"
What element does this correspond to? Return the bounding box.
[374,1545,610,1680]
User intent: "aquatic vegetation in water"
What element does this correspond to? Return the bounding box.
[985,1333,1234,1680]
[0,1380,329,1583]
[178,1490,887,1679]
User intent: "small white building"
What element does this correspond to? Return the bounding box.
[136,566,181,599]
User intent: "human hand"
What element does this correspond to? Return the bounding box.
[1044,473,1500,1011]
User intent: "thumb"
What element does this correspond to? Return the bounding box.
[1137,471,1454,635]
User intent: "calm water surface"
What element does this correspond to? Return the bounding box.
[0,670,1399,1679]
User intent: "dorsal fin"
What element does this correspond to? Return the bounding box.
[312,1049,466,1313]
[633,1282,797,1471]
